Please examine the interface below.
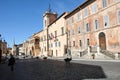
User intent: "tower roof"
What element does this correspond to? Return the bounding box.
[45,3,52,14]
[48,3,51,13]
[43,4,57,17]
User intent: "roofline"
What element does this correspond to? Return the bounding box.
[29,30,43,39]
[48,12,69,27]
[35,30,43,35]
[64,0,95,19]
[29,12,69,39]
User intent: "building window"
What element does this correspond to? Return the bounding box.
[72,17,74,23]
[55,31,57,37]
[79,40,82,47]
[48,34,51,40]
[58,42,60,47]
[41,37,43,41]
[72,29,75,35]
[87,39,90,46]
[102,0,107,8]
[61,27,64,35]
[35,39,39,44]
[94,19,99,30]
[49,44,51,48]
[73,41,75,47]
[56,50,58,56]
[104,15,109,28]
[77,12,81,21]
[86,23,90,32]
[91,2,97,14]
[55,42,57,47]
[67,19,70,25]
[44,35,46,40]
[51,43,53,48]
[118,10,120,24]
[45,20,46,27]
[44,47,46,51]
[78,27,80,33]
[69,42,71,47]
[84,7,89,17]
[39,37,41,42]
[68,30,70,36]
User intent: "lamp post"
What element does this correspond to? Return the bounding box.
[68,30,71,55]
[66,23,71,58]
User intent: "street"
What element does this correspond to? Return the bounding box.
[0,59,120,80]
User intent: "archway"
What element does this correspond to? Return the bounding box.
[32,46,35,56]
[30,50,32,56]
[99,32,106,50]
[34,38,40,56]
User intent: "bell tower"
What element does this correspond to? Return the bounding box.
[43,4,57,29]
[42,4,57,57]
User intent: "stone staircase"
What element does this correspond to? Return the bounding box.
[79,47,116,60]
[80,52,113,60]
[100,50,115,59]
[82,49,88,56]
[70,46,117,60]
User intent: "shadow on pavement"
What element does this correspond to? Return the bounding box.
[0,59,107,80]
[63,61,107,80]
[38,59,107,80]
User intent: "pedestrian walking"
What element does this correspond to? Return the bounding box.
[8,54,15,71]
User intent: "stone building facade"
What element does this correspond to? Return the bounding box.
[48,12,69,57]
[65,0,120,59]
[0,35,7,63]
[26,10,59,57]
[23,0,120,59]
[0,40,7,55]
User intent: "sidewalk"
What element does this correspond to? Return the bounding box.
[48,56,120,62]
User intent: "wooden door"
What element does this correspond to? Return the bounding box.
[99,32,106,50]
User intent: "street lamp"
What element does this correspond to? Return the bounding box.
[67,30,71,55]
[65,24,72,61]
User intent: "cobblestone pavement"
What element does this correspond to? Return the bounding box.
[0,59,120,80]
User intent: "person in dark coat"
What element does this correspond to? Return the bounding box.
[8,54,15,71]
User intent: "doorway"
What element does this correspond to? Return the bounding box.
[99,32,106,50]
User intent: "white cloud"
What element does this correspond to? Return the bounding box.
[49,0,85,15]
[50,0,69,14]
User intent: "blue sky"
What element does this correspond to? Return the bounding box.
[0,0,85,47]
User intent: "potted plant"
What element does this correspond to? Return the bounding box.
[91,54,95,59]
